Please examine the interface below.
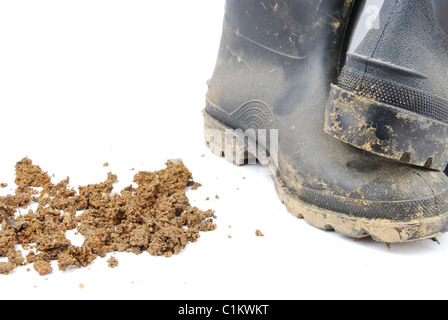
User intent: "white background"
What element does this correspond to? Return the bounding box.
[2,0,447,301]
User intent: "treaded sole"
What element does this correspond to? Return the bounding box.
[325,84,448,171]
[203,109,448,243]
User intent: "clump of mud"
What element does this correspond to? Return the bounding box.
[0,158,216,275]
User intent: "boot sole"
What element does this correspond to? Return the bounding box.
[203,109,448,243]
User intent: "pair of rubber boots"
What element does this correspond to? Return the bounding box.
[204,0,448,243]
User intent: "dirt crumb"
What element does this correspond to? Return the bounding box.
[103,162,109,167]
[0,262,16,275]
[34,260,53,276]
[107,256,119,268]
[255,230,264,237]
[8,250,25,266]
[0,157,216,275]
[0,183,7,188]
[190,182,202,190]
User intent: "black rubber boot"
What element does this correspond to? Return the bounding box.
[325,0,448,171]
[204,0,448,243]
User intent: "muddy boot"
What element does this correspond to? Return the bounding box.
[204,0,448,243]
[325,0,448,170]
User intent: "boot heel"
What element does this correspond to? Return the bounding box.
[325,84,448,171]
[203,109,252,167]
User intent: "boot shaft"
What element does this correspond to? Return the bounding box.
[207,0,363,127]
[354,0,448,103]
[225,0,359,60]
[433,0,448,34]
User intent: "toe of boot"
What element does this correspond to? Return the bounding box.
[277,145,448,243]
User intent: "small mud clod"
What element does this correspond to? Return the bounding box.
[399,152,412,164]
[424,157,434,169]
